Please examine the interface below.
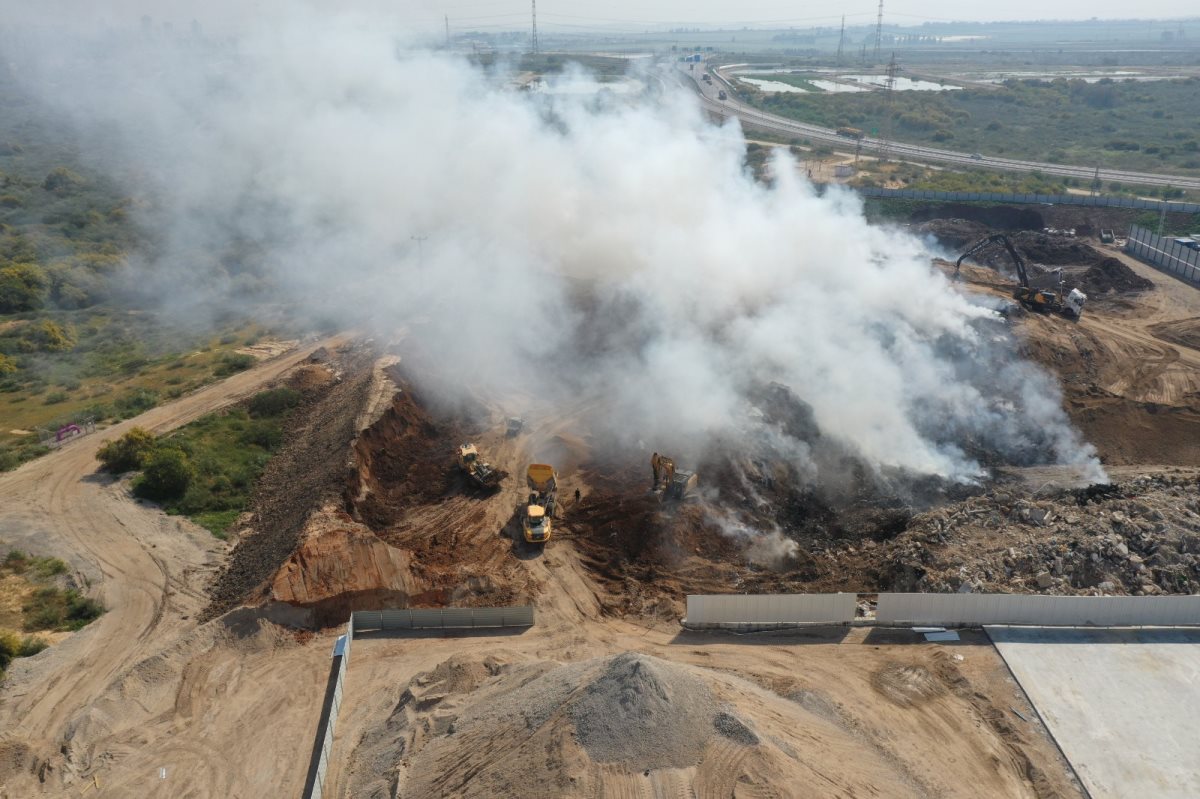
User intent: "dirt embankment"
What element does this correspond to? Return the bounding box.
[204,343,381,618]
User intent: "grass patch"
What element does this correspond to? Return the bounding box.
[114,387,299,538]
[22,586,103,631]
[1,548,103,638]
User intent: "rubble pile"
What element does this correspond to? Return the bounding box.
[821,474,1200,597]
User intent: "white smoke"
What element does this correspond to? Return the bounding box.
[2,9,1105,487]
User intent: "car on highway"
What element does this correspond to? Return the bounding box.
[971,153,984,160]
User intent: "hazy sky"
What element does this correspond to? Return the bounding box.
[6,1,1196,32]
[425,1,1195,29]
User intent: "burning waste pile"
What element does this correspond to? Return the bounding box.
[11,7,1106,564]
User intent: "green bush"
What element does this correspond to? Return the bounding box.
[0,262,47,312]
[42,167,85,194]
[134,448,194,501]
[248,387,301,417]
[214,352,255,377]
[96,426,157,473]
[18,636,48,657]
[22,587,103,631]
[114,388,159,419]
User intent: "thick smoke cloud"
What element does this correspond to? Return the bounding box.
[3,9,1104,487]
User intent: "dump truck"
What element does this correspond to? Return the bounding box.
[457,443,500,489]
[836,126,864,140]
[523,463,557,544]
[651,452,698,501]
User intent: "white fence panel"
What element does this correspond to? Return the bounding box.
[876,593,1200,627]
[352,605,535,631]
[685,593,856,625]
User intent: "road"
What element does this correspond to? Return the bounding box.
[680,64,1200,192]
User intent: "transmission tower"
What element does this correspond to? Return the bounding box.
[879,53,898,162]
[874,0,884,63]
[836,16,845,64]
[445,15,450,48]
[531,0,539,54]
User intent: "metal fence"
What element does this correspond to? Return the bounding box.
[683,594,857,627]
[302,615,353,799]
[857,187,1200,214]
[351,605,535,632]
[876,593,1200,627]
[1126,225,1200,284]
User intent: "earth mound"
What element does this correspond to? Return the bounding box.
[345,651,939,799]
[1078,257,1154,295]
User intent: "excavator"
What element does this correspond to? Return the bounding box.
[650,452,698,501]
[456,443,500,489]
[955,233,1086,320]
[523,464,557,544]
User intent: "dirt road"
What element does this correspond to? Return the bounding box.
[0,338,340,796]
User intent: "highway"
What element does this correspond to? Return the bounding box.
[679,64,1200,192]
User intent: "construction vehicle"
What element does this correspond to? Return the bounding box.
[457,443,500,489]
[651,452,698,501]
[836,126,864,140]
[523,464,557,544]
[1100,229,1115,244]
[717,89,727,100]
[955,234,1086,320]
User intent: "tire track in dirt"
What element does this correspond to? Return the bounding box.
[0,337,343,788]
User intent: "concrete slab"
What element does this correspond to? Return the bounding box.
[987,626,1200,799]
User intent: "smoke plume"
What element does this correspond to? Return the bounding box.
[2,8,1105,489]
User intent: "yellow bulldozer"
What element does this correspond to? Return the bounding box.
[650,452,698,501]
[457,443,500,489]
[523,463,557,544]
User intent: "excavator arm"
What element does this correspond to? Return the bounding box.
[955,233,1028,287]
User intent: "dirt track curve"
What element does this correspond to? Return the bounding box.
[0,338,342,796]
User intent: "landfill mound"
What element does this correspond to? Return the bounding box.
[344,651,936,799]
[1077,257,1154,295]
[916,218,989,250]
[817,473,1200,596]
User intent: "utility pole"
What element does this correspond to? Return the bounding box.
[879,52,898,163]
[530,0,539,54]
[1091,165,1101,196]
[874,0,884,63]
[411,235,428,269]
[836,16,845,65]
[1157,203,1168,237]
[445,15,450,49]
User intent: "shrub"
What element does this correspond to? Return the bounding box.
[0,262,47,312]
[0,353,17,376]
[248,387,301,417]
[214,352,255,377]
[96,427,157,473]
[22,587,103,631]
[18,636,47,657]
[134,448,194,501]
[114,388,159,419]
[42,167,85,194]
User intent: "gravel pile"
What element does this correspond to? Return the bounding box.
[448,652,755,772]
[568,653,716,769]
